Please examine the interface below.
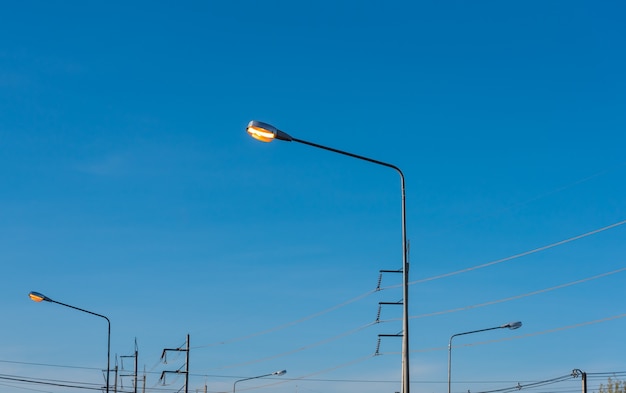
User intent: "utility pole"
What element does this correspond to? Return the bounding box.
[160,334,190,393]
[113,360,118,393]
[121,339,139,393]
[573,369,587,393]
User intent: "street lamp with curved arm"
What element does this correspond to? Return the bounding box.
[233,369,286,393]
[448,321,522,393]
[29,291,111,393]
[246,120,410,393]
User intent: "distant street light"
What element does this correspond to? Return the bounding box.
[246,120,411,393]
[448,321,522,393]
[29,291,111,393]
[233,369,286,393]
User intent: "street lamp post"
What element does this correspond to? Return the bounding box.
[246,120,410,393]
[29,291,111,393]
[447,321,522,393]
[233,369,287,393]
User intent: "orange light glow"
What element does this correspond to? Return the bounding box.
[29,292,45,302]
[246,125,275,143]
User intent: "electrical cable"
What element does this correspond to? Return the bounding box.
[193,267,625,373]
[204,321,377,371]
[191,219,625,350]
[5,268,624,389]
[384,267,626,323]
[191,289,377,349]
[375,313,626,355]
[14,268,618,387]
[0,381,57,393]
[398,219,626,289]
[472,373,574,393]
[0,374,103,391]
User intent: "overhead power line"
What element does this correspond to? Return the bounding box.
[0,374,104,391]
[195,266,625,372]
[192,218,626,350]
[375,313,626,356]
[135,249,622,380]
[472,372,575,393]
[400,219,626,288]
[5,267,623,383]
[393,267,626,322]
[191,289,377,349]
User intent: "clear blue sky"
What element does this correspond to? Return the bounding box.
[1,1,625,393]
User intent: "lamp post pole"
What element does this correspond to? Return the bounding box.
[246,120,410,393]
[447,321,522,393]
[233,370,287,393]
[29,291,111,393]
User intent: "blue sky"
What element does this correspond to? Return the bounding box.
[1,1,625,393]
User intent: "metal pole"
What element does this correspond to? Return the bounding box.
[291,137,410,393]
[233,373,272,393]
[573,369,587,393]
[185,334,190,393]
[233,370,285,393]
[448,325,516,393]
[45,298,111,393]
[134,344,138,393]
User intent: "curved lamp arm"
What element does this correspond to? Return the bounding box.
[29,291,111,393]
[448,322,522,393]
[232,370,286,393]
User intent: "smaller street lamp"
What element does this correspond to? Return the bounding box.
[29,291,111,393]
[448,321,522,393]
[233,370,287,393]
